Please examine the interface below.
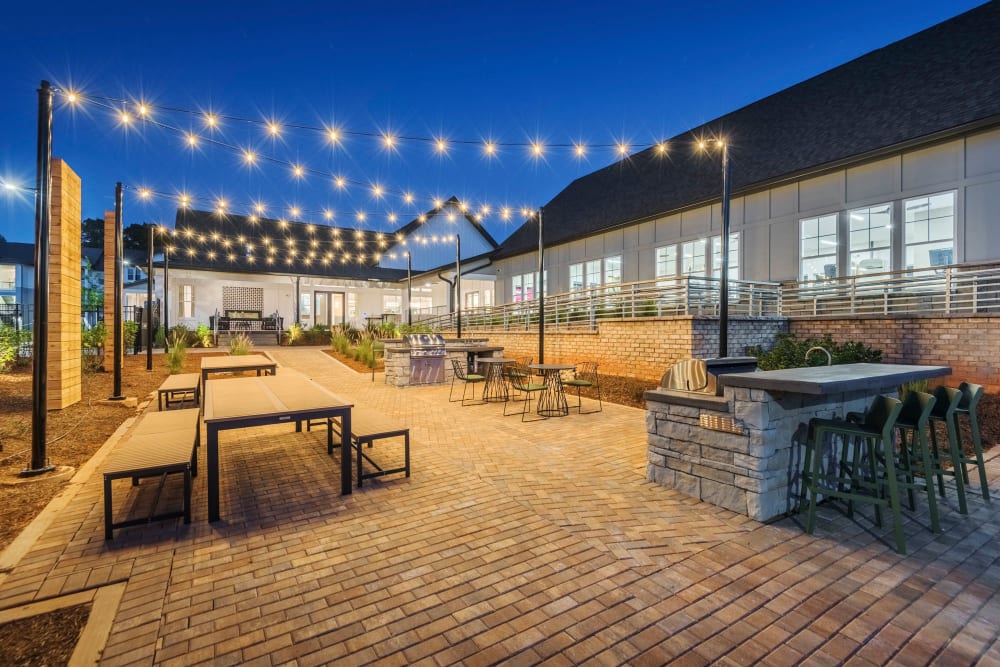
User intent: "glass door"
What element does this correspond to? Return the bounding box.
[314,291,345,327]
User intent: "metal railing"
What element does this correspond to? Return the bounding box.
[418,261,1000,332]
[0,303,31,331]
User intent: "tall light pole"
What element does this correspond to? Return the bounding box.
[162,229,170,351]
[537,208,544,364]
[109,182,124,400]
[25,80,54,476]
[719,141,731,359]
[406,251,412,326]
[146,224,153,370]
[455,234,461,338]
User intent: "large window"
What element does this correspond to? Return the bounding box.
[800,213,838,281]
[512,271,546,302]
[465,291,480,308]
[585,260,601,289]
[711,233,740,280]
[410,296,432,313]
[180,284,194,319]
[848,203,891,276]
[655,245,677,281]
[905,192,955,270]
[569,263,584,292]
[681,239,708,276]
[383,293,401,314]
[604,255,622,291]
[0,265,14,291]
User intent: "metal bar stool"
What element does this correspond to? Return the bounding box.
[955,382,990,502]
[802,395,907,554]
[926,386,968,514]
[893,391,942,533]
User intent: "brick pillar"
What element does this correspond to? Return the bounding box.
[103,210,117,371]
[47,158,82,409]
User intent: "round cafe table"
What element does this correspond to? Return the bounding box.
[477,358,516,402]
[529,363,576,417]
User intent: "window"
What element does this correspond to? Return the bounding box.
[604,255,622,291]
[181,284,194,319]
[483,289,493,307]
[681,239,708,276]
[300,293,311,316]
[512,271,547,302]
[905,192,955,270]
[383,293,401,314]
[411,296,432,312]
[465,291,480,308]
[0,265,14,291]
[800,213,838,281]
[569,263,584,291]
[585,260,601,290]
[512,275,523,302]
[347,293,358,319]
[848,203,891,276]
[711,233,740,280]
[655,245,677,281]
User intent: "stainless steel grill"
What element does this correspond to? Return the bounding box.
[403,334,446,383]
[660,357,758,396]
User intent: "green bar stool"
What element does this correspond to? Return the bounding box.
[802,395,907,554]
[955,382,990,502]
[926,386,968,514]
[893,391,941,533]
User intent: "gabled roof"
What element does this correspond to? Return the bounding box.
[0,241,36,266]
[169,209,408,281]
[496,1,1000,259]
[388,196,501,251]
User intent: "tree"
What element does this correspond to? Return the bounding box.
[0,233,6,243]
[123,223,153,253]
[81,218,104,247]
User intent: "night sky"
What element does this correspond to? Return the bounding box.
[0,0,986,245]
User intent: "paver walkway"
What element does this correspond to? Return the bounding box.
[0,347,998,665]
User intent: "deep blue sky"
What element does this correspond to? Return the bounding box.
[0,0,987,245]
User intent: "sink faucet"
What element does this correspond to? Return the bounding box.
[805,346,832,366]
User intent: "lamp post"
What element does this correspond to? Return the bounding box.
[162,230,169,351]
[109,182,124,400]
[146,224,153,370]
[25,79,54,476]
[719,141,731,359]
[537,207,544,364]
[455,234,461,339]
[406,252,412,326]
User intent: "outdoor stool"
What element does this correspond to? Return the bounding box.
[503,361,548,422]
[892,391,942,533]
[954,382,990,502]
[802,395,907,554]
[449,359,486,405]
[564,361,602,414]
[927,386,969,514]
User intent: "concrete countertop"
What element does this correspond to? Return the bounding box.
[719,363,951,395]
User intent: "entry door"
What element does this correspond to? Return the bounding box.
[314,291,345,327]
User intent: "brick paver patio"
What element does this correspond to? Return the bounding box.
[1,347,998,665]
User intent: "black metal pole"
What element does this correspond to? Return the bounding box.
[406,253,412,326]
[110,182,124,399]
[456,234,461,338]
[719,144,731,359]
[146,225,153,370]
[25,80,55,476]
[294,276,300,324]
[162,237,169,351]
[537,208,544,364]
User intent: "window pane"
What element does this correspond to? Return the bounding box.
[849,248,890,276]
[569,263,583,291]
[585,260,601,289]
[801,257,837,282]
[655,245,676,278]
[681,240,707,276]
[904,191,954,270]
[604,256,622,286]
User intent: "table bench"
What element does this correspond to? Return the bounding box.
[102,408,200,539]
[157,373,200,410]
[313,408,410,487]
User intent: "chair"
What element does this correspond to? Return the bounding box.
[926,386,968,514]
[892,391,941,533]
[564,362,602,413]
[954,382,990,502]
[802,395,907,554]
[449,359,485,405]
[503,361,548,421]
[508,356,533,382]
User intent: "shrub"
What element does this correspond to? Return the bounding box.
[170,324,196,347]
[398,323,432,335]
[746,333,882,371]
[123,320,139,351]
[0,324,31,373]
[304,324,330,345]
[153,325,166,348]
[287,322,303,345]
[195,323,213,347]
[166,332,187,374]
[229,332,254,355]
[81,321,107,372]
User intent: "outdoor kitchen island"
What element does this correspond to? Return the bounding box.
[383,336,503,387]
[645,363,951,522]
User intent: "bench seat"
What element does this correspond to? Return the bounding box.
[313,408,410,486]
[103,408,200,539]
[158,373,201,410]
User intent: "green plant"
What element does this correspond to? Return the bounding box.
[746,333,882,371]
[229,332,254,355]
[287,322,303,345]
[154,325,166,348]
[166,332,187,374]
[195,323,213,347]
[0,323,31,373]
[81,321,107,372]
[123,320,140,351]
[398,323,432,335]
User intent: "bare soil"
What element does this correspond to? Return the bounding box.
[0,603,90,667]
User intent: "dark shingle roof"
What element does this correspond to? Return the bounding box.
[496,1,1000,258]
[170,209,407,281]
[0,242,35,266]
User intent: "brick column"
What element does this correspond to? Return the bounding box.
[103,210,117,371]
[47,158,82,409]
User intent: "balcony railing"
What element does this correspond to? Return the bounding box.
[418,261,1000,333]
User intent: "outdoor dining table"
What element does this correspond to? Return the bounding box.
[529,363,577,417]
[477,357,516,402]
[202,374,353,522]
[200,354,277,384]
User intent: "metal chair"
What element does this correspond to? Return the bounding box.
[802,394,907,554]
[503,361,548,421]
[449,359,486,405]
[926,386,968,514]
[564,362,602,413]
[892,391,942,533]
[955,382,990,502]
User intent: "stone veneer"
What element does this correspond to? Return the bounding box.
[645,385,888,521]
[383,339,500,387]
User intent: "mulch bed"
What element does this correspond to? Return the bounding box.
[0,603,91,667]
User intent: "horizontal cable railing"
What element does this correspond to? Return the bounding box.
[420,261,1000,333]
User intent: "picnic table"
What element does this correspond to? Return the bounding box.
[200,354,277,384]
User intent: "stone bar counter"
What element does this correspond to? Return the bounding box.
[384,338,504,387]
[645,363,951,522]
